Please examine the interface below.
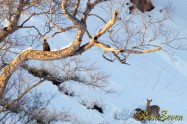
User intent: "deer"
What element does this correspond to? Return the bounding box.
[128,0,155,14]
[146,99,160,118]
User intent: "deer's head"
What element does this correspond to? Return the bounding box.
[147,99,152,104]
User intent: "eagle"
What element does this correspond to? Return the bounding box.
[43,39,50,51]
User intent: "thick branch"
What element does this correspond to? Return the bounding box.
[21,64,85,86]
[61,0,81,25]
[72,0,80,16]
[94,41,121,52]
[0,0,29,43]
[21,63,108,90]
[1,0,114,94]
[77,10,118,54]
[0,46,79,94]
[94,41,161,54]
[61,0,86,51]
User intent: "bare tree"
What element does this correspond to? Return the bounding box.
[0,56,109,123]
[0,0,185,123]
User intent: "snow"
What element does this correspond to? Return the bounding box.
[27,0,187,123]
[21,47,32,52]
[61,42,73,50]
[51,49,58,51]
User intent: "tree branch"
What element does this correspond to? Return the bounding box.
[61,0,81,25]
[81,0,110,22]
[72,0,80,16]
[21,62,109,89]
[94,41,161,54]
[88,14,107,23]
[0,79,45,113]
[0,0,29,43]
[0,9,118,96]
[77,10,119,54]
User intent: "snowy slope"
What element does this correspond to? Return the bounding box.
[33,0,187,124]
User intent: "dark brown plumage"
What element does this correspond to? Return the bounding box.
[43,39,50,51]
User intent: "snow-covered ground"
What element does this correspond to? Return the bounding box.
[33,0,187,124]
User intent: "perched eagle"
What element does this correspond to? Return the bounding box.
[43,39,50,51]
